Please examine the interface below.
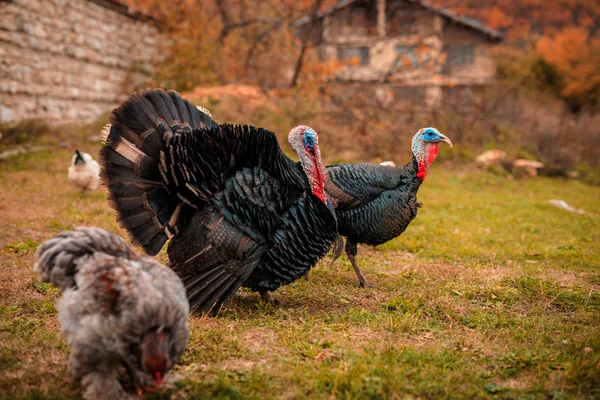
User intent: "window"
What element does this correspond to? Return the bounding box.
[337,46,370,66]
[395,45,431,68]
[395,45,419,68]
[446,45,474,66]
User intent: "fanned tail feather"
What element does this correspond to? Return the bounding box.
[170,243,257,315]
[330,234,344,266]
[99,89,217,255]
[182,262,245,315]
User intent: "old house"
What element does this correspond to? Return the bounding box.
[0,0,161,124]
[295,0,504,108]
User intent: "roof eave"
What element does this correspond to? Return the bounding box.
[416,0,504,41]
[293,0,361,28]
[293,0,504,42]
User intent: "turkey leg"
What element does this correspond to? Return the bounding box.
[345,241,371,288]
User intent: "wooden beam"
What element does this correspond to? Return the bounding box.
[377,0,386,37]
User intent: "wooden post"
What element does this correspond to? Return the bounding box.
[377,0,386,37]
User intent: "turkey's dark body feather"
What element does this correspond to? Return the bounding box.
[100,89,337,313]
[325,160,422,245]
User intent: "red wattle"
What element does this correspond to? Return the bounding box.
[310,144,328,204]
[311,169,327,204]
[312,189,327,204]
[428,143,439,165]
[417,163,427,180]
[417,143,439,181]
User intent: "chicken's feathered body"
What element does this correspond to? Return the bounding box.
[99,89,338,314]
[325,128,452,287]
[34,227,189,400]
[68,150,100,193]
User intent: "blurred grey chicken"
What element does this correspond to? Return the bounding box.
[34,227,189,400]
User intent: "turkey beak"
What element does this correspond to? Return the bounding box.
[438,133,452,148]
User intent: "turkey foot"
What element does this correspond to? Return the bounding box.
[260,291,280,305]
[304,271,310,281]
[346,241,372,288]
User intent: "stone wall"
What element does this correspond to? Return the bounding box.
[0,0,162,124]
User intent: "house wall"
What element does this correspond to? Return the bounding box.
[442,22,497,85]
[0,0,161,124]
[325,1,379,38]
[386,0,436,37]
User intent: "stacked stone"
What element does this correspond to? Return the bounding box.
[0,0,161,124]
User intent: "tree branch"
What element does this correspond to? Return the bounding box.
[216,0,281,44]
[290,0,323,88]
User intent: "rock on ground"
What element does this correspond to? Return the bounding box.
[474,150,507,169]
[512,159,544,178]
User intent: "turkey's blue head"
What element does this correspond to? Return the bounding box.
[411,127,452,180]
[289,125,327,204]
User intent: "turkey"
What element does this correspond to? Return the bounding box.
[33,227,189,400]
[325,127,452,287]
[68,150,100,193]
[99,88,339,314]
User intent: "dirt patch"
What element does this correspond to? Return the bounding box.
[546,269,595,288]
[242,328,280,354]
[354,246,519,282]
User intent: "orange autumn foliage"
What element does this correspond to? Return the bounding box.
[536,27,600,111]
[429,0,599,41]
[123,0,339,91]
[121,0,599,113]
[485,7,514,30]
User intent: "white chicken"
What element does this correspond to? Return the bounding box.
[68,150,100,193]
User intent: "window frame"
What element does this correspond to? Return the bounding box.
[445,45,475,67]
[337,46,371,66]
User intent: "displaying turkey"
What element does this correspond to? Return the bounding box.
[68,150,100,193]
[325,127,452,287]
[33,227,189,400]
[99,88,339,314]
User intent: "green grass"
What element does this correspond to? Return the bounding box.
[0,137,599,399]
